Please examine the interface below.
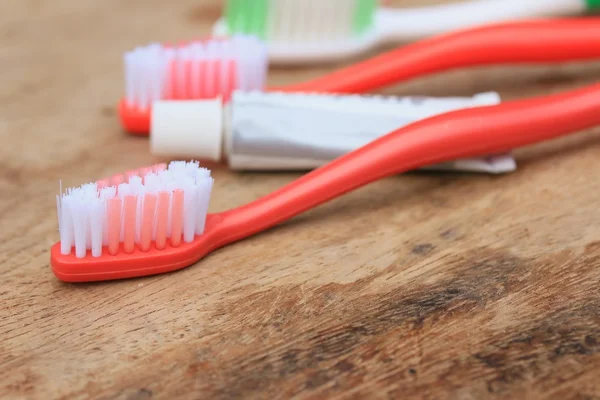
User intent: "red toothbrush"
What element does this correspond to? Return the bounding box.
[121,36,267,134]
[54,82,600,282]
[120,18,600,134]
[277,18,600,93]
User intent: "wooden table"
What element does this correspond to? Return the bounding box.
[2,0,600,398]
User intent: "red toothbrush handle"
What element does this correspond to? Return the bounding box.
[216,83,600,244]
[276,19,600,94]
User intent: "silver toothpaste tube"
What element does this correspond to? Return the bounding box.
[151,91,516,174]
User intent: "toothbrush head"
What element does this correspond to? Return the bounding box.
[51,161,217,282]
[120,36,268,134]
[213,0,379,65]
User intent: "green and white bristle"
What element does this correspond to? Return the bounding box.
[222,0,377,42]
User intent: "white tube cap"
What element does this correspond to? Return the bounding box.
[150,99,224,162]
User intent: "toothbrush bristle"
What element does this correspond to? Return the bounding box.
[223,0,376,43]
[123,36,267,111]
[57,162,214,259]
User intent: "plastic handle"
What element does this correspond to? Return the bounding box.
[216,83,600,245]
[277,18,600,94]
[375,0,585,42]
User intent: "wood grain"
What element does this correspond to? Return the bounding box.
[2,0,600,399]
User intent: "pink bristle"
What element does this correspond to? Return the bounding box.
[124,37,267,109]
[202,60,212,98]
[199,58,209,98]
[58,162,214,258]
[209,59,219,98]
[215,58,224,96]
[172,60,181,100]
[155,191,170,250]
[139,167,153,183]
[165,59,176,100]
[153,163,167,173]
[190,51,201,99]
[184,58,193,99]
[177,54,188,100]
[97,179,110,190]
[196,60,205,99]
[170,189,184,247]
[123,195,137,253]
[140,193,157,252]
[108,197,122,256]
[111,174,125,186]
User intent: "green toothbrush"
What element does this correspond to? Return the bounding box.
[213,0,600,65]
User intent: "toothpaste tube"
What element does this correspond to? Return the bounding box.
[151,91,516,174]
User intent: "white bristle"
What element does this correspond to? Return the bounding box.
[81,184,97,251]
[271,0,290,42]
[144,173,161,193]
[118,183,131,198]
[305,0,320,42]
[185,160,200,176]
[124,52,135,107]
[71,199,88,258]
[232,39,249,90]
[99,186,117,199]
[89,199,104,257]
[168,161,187,176]
[196,177,214,235]
[211,0,383,65]
[196,167,211,180]
[220,41,233,96]
[262,0,359,44]
[182,179,198,243]
[57,162,214,258]
[59,197,73,255]
[158,169,173,186]
[123,36,267,109]
[205,41,218,97]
